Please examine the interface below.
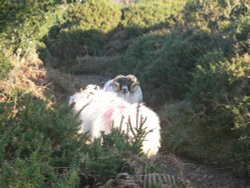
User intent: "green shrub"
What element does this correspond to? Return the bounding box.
[46,29,107,61]
[86,127,144,181]
[65,0,121,33]
[0,93,87,187]
[43,0,121,62]
[182,0,249,32]
[161,54,250,173]
[121,1,184,32]
[114,28,230,105]
[189,54,250,134]
[233,16,250,55]
[0,0,62,54]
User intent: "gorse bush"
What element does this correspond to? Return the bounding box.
[0,91,150,187]
[115,28,231,104]
[106,0,249,175]
[158,1,250,173]
[0,94,86,187]
[43,0,121,62]
[65,0,121,33]
[0,0,62,55]
[188,54,250,161]
[86,128,144,180]
[182,0,249,31]
[161,54,250,173]
[42,0,185,65]
[121,1,185,31]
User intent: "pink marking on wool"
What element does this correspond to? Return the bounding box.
[104,108,114,133]
[104,104,127,133]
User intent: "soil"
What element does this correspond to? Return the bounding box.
[161,153,250,188]
[74,74,250,188]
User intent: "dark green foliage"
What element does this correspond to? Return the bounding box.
[162,55,250,173]
[86,128,143,180]
[47,29,106,60]
[159,1,250,173]
[0,94,86,187]
[187,55,250,168]
[0,91,149,187]
[61,0,121,55]
[120,0,250,174]
[42,0,121,64]
[114,28,231,104]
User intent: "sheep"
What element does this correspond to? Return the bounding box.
[103,75,143,103]
[69,86,161,158]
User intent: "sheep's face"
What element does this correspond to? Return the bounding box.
[111,75,140,94]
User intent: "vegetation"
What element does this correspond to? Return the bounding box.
[0,51,12,79]
[0,0,249,187]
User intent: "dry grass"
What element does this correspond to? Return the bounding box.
[45,67,84,104]
[0,50,48,102]
[0,49,87,107]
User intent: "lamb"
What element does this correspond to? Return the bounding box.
[103,75,143,103]
[69,86,161,158]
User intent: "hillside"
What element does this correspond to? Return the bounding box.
[0,0,249,187]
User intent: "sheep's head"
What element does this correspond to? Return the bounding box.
[111,75,140,94]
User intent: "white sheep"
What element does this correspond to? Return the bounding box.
[103,75,143,103]
[69,86,161,158]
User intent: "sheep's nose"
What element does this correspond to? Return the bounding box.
[122,87,128,93]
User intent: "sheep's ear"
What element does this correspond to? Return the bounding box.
[111,81,120,92]
[130,83,139,93]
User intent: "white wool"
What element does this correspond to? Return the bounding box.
[69,88,161,158]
